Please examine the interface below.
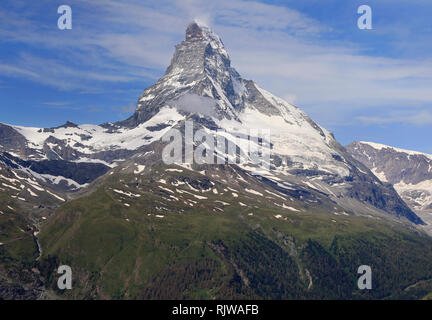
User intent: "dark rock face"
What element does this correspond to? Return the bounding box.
[42,136,82,161]
[26,160,110,185]
[0,152,110,187]
[345,166,424,225]
[333,144,425,225]
[186,22,206,40]
[40,121,78,133]
[346,142,432,185]
[58,121,78,129]
[0,123,30,158]
[0,276,42,300]
[346,142,432,222]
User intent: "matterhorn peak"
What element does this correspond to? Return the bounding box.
[183,20,228,58]
[185,20,211,40]
[127,21,312,126]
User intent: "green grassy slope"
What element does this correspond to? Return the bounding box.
[0,188,41,299]
[38,164,432,299]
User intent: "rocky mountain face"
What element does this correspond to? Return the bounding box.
[347,141,432,230]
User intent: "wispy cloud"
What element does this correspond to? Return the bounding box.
[38,101,83,111]
[1,52,143,91]
[120,104,136,114]
[174,0,326,35]
[358,110,432,126]
[0,63,40,79]
[41,102,70,106]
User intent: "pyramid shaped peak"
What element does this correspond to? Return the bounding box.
[183,21,228,60]
[185,22,203,40]
[186,20,216,40]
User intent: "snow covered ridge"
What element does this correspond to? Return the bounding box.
[8,106,185,160]
[357,141,432,160]
[348,141,432,184]
[161,120,271,169]
[0,152,102,193]
[0,165,66,203]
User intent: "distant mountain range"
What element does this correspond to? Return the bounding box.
[347,141,432,233]
[1,22,431,300]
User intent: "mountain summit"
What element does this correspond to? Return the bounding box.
[126,22,321,127]
[122,21,244,125]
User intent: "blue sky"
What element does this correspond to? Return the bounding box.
[0,0,431,153]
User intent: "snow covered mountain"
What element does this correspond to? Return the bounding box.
[4,20,432,300]
[347,141,432,229]
[0,21,423,225]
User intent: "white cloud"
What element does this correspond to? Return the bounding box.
[170,94,217,117]
[0,63,40,79]
[0,53,143,91]
[358,111,432,126]
[120,104,136,113]
[175,0,326,34]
